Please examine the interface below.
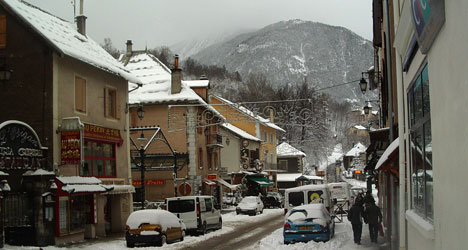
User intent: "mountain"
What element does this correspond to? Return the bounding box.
[170,29,253,59]
[190,19,374,102]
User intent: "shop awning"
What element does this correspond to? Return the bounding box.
[57,176,114,194]
[246,176,274,187]
[203,178,217,187]
[216,178,238,191]
[375,138,399,170]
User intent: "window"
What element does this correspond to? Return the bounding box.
[269,133,273,143]
[408,63,433,221]
[0,15,6,48]
[81,140,116,177]
[59,195,93,235]
[75,76,86,112]
[104,87,119,119]
[288,192,304,206]
[279,160,287,171]
[198,148,204,169]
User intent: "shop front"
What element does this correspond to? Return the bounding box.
[0,121,56,247]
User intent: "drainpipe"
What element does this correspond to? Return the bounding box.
[395,44,407,250]
[383,0,394,142]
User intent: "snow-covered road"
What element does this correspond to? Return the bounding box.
[4,208,384,250]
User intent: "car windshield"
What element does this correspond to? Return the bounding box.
[241,197,257,203]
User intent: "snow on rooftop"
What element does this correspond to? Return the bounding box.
[23,169,54,176]
[345,142,367,157]
[276,173,322,182]
[354,125,367,130]
[124,52,171,90]
[213,95,285,132]
[57,176,102,185]
[184,80,209,88]
[277,142,306,157]
[4,0,140,84]
[221,123,261,142]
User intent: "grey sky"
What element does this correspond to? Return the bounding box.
[25,0,373,51]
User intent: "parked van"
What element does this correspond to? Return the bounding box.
[165,196,222,235]
[328,182,352,212]
[284,184,335,215]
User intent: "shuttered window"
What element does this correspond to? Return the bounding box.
[0,15,6,48]
[75,76,86,112]
[104,87,120,119]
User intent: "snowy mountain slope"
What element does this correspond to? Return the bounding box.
[190,19,374,102]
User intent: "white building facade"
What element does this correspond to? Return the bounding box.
[393,1,468,249]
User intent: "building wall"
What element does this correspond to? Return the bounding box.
[0,7,54,168]
[54,55,129,180]
[397,1,468,249]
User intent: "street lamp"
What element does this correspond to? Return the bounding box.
[360,69,381,94]
[136,105,146,209]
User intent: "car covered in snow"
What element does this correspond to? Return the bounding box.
[283,203,335,244]
[125,209,185,247]
[236,196,264,215]
[263,191,284,208]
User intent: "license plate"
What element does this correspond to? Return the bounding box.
[298,226,313,230]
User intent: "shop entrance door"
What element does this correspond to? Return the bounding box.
[4,192,34,245]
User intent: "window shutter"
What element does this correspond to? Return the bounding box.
[104,87,109,117]
[115,91,121,119]
[75,76,86,112]
[0,15,6,48]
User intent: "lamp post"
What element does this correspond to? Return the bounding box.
[137,105,146,209]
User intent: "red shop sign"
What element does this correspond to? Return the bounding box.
[61,130,81,165]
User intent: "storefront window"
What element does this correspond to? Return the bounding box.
[82,140,116,177]
[70,195,92,232]
[408,63,433,221]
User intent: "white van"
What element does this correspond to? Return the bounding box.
[328,182,352,212]
[284,184,335,215]
[165,195,222,235]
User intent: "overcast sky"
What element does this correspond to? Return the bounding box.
[24,0,373,51]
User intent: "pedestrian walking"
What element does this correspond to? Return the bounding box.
[348,201,364,244]
[363,201,383,243]
[363,190,375,210]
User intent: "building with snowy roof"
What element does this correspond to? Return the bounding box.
[276,141,306,173]
[0,0,140,246]
[121,44,227,201]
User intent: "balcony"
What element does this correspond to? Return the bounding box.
[206,133,223,148]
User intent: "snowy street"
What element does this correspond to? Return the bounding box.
[4,207,384,250]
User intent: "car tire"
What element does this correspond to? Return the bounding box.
[217,218,223,230]
[181,230,185,241]
[260,208,263,214]
[156,234,166,247]
[284,240,289,245]
[126,241,134,248]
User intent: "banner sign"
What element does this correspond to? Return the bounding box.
[132,179,165,186]
[61,130,81,164]
[84,123,122,145]
[411,0,445,54]
[0,121,47,170]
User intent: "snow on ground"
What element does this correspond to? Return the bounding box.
[4,180,384,250]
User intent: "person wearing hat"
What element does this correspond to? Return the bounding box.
[363,201,383,243]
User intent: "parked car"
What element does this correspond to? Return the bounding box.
[125,209,185,248]
[263,191,284,208]
[283,203,335,244]
[236,196,264,215]
[223,192,240,206]
[165,195,222,235]
[328,182,352,212]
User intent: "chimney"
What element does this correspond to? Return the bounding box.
[171,55,182,94]
[76,15,87,36]
[75,0,86,36]
[126,40,133,56]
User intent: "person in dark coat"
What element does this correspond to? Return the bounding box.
[363,190,375,208]
[363,202,383,243]
[348,202,364,244]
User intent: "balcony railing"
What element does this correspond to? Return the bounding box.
[206,133,223,147]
